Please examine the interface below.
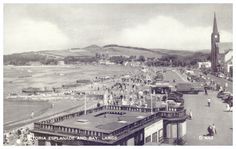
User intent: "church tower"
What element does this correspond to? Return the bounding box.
[211,13,220,72]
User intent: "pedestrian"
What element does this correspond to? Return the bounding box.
[216,84,220,91]
[225,82,228,88]
[189,109,193,119]
[219,86,223,92]
[229,102,233,112]
[16,136,22,145]
[226,103,230,112]
[17,129,21,136]
[204,86,208,95]
[207,125,213,136]
[30,111,34,119]
[223,83,228,91]
[212,124,217,135]
[3,133,9,144]
[208,98,211,107]
[97,102,101,107]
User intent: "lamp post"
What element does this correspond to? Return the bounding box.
[151,93,153,115]
[84,94,87,115]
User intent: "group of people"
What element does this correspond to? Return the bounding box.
[3,127,35,145]
[207,124,217,136]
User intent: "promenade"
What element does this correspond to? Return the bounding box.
[168,70,233,145]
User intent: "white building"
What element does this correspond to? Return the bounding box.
[224,49,233,75]
[197,61,211,68]
[144,119,163,145]
[218,42,233,76]
[57,60,65,65]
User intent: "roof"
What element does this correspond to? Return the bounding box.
[76,79,91,84]
[218,42,233,54]
[151,82,172,87]
[176,83,192,91]
[213,13,219,33]
[53,109,151,133]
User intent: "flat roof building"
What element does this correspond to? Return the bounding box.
[32,105,187,145]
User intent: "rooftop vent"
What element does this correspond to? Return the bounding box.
[118,120,127,124]
[76,119,88,124]
[136,116,145,119]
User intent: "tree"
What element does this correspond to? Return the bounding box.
[138,55,145,62]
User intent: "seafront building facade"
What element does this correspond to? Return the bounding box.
[32,105,187,145]
[218,43,233,77]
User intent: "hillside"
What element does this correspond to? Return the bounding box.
[4,44,204,65]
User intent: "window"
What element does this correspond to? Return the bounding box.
[158,129,163,142]
[145,135,151,143]
[140,133,143,141]
[152,132,157,142]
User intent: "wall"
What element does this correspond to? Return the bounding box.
[165,121,187,142]
[224,50,233,74]
[144,119,163,144]
[224,50,233,63]
[198,62,211,68]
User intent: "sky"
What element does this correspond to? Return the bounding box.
[4,4,233,54]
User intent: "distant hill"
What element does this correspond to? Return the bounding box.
[4,44,207,65]
[198,49,211,53]
[152,48,195,56]
[83,45,102,51]
[102,44,168,58]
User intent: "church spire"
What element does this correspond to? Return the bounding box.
[213,12,218,33]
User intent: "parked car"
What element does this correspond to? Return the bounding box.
[221,92,232,100]
[223,95,233,104]
[227,77,233,82]
[168,91,184,104]
[217,73,225,78]
[217,91,232,99]
[168,91,183,98]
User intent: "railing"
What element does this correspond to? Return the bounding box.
[38,105,185,124]
[159,110,187,119]
[39,106,105,124]
[34,105,187,141]
[34,122,111,140]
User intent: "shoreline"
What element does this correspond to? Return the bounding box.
[4,100,51,126]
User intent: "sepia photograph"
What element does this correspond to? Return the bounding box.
[2,2,233,146]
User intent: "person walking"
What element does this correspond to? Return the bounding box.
[208,98,211,107]
[226,103,230,112]
[225,82,228,89]
[30,111,34,119]
[189,109,193,119]
[204,83,208,95]
[212,124,217,135]
[229,102,233,112]
[204,86,208,95]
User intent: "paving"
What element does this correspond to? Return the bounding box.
[165,69,233,145]
[184,91,232,145]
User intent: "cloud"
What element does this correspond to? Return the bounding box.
[4,19,69,54]
[4,4,232,54]
[113,16,232,50]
